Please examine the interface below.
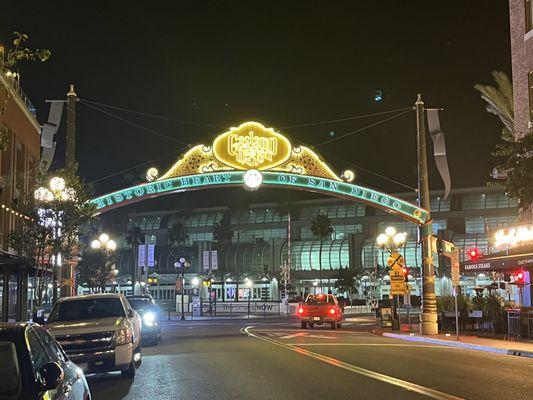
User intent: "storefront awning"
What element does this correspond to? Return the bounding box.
[0,250,35,272]
[460,252,533,273]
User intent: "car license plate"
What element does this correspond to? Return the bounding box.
[78,363,88,372]
[313,317,321,321]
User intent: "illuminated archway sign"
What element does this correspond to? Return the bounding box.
[90,122,429,225]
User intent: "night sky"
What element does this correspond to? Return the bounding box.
[1,1,511,211]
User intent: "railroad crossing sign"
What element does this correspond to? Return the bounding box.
[387,252,404,270]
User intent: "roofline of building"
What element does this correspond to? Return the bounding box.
[0,71,41,133]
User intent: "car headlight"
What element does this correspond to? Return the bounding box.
[143,312,156,326]
[114,328,132,345]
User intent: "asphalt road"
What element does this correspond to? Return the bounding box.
[87,316,533,400]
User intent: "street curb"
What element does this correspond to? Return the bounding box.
[382,332,533,358]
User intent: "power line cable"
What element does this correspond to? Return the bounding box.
[315,108,414,147]
[280,106,412,129]
[318,148,417,192]
[80,98,219,128]
[79,100,190,145]
[88,148,186,184]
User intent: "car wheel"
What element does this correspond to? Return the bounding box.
[337,322,342,329]
[331,322,337,330]
[121,359,136,378]
[309,323,314,329]
[301,321,307,329]
[134,342,142,368]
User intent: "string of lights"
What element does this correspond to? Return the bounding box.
[0,203,34,222]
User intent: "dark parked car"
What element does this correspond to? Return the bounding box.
[0,322,91,400]
[126,295,162,345]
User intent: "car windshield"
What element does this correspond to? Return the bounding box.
[128,298,155,311]
[305,295,335,305]
[48,298,126,322]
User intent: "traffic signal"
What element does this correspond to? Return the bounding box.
[401,267,410,278]
[468,247,482,260]
[202,279,211,287]
[147,277,158,284]
[513,271,525,286]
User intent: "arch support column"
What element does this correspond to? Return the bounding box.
[419,219,438,334]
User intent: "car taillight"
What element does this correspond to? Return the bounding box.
[330,308,336,315]
[298,307,304,314]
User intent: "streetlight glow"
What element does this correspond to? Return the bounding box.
[385,226,396,237]
[393,232,407,246]
[191,277,200,286]
[49,176,66,192]
[376,233,389,246]
[99,233,109,244]
[106,239,117,251]
[91,239,102,249]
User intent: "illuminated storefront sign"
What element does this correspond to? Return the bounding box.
[494,225,533,249]
[90,171,429,224]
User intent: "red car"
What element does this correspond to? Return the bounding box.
[297,294,343,330]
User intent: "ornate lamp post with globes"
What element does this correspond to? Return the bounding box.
[34,177,76,304]
[376,226,407,331]
[91,233,118,292]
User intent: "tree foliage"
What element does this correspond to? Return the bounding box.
[475,71,533,210]
[76,248,116,293]
[8,167,96,306]
[334,267,359,296]
[309,214,334,281]
[213,211,234,247]
[3,31,51,68]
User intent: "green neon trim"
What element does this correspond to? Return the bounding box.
[89,171,429,224]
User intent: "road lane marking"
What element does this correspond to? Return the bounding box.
[278,332,335,339]
[290,343,460,348]
[244,326,464,400]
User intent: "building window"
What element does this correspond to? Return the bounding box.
[527,0,533,32]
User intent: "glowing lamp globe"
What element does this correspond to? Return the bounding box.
[106,240,117,251]
[91,240,102,249]
[243,169,263,191]
[50,177,66,192]
[191,277,200,286]
[99,233,109,244]
[385,226,396,237]
[376,233,389,247]
[393,232,407,246]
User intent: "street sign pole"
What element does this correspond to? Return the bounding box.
[453,286,459,340]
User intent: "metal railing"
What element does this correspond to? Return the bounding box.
[507,309,533,339]
[1,68,38,117]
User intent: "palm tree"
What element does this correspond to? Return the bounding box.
[213,211,234,272]
[309,214,333,291]
[474,71,515,141]
[168,221,189,261]
[125,226,144,280]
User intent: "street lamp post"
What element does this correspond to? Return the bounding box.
[377,226,407,331]
[34,177,76,304]
[91,233,117,293]
[245,278,253,318]
[175,257,189,321]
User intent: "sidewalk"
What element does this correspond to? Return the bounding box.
[380,331,533,359]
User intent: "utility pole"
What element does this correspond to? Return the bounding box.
[416,94,438,335]
[65,84,77,170]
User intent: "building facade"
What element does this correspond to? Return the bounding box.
[509,0,533,138]
[109,186,521,304]
[0,58,41,321]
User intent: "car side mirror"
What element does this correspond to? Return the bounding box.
[128,309,135,318]
[39,362,63,391]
